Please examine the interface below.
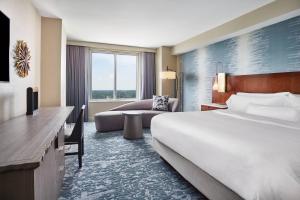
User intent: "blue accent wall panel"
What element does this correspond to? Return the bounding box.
[181,16,300,111]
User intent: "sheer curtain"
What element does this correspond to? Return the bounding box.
[141,52,156,99]
[66,45,88,122]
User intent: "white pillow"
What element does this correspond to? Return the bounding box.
[246,104,300,122]
[288,94,300,109]
[226,95,288,113]
[237,92,290,97]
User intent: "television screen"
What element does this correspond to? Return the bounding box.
[0,11,10,82]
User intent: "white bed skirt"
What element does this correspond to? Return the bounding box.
[152,138,243,200]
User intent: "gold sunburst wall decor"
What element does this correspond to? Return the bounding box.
[13,40,31,78]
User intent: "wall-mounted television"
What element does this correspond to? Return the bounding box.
[0,11,10,82]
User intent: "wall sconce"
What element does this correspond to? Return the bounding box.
[213,77,219,91]
[217,73,226,92]
[213,62,226,93]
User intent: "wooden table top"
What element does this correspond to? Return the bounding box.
[122,111,144,116]
[0,107,73,173]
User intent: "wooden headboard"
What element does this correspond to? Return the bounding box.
[212,71,300,104]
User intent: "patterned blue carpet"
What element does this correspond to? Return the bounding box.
[59,123,207,200]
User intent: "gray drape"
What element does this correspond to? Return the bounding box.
[141,52,156,99]
[66,45,88,122]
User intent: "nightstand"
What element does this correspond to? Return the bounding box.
[201,103,228,111]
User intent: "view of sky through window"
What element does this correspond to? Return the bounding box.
[91,52,137,99]
[116,54,136,98]
[92,53,114,91]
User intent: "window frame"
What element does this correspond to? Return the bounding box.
[89,49,140,102]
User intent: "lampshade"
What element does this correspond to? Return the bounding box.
[212,77,218,91]
[160,71,176,79]
[217,73,226,92]
[212,73,226,92]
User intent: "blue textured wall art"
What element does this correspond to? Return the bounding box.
[181,16,300,111]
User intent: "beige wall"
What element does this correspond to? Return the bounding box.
[41,17,66,106]
[173,0,300,55]
[0,0,41,123]
[61,27,67,106]
[88,101,132,121]
[155,47,163,95]
[156,47,177,97]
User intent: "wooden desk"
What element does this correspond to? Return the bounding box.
[0,107,73,200]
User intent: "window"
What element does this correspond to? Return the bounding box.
[91,52,138,100]
[91,53,114,99]
[116,55,137,98]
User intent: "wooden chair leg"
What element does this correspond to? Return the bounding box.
[78,142,82,168]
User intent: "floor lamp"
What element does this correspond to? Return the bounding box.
[160,66,177,98]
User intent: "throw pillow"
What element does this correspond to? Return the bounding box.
[152,95,169,111]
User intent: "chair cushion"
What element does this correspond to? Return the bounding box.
[64,124,74,139]
[94,111,125,132]
[110,98,179,112]
[110,99,153,111]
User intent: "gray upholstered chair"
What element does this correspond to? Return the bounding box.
[94,98,179,132]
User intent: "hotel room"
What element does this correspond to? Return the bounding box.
[0,0,300,199]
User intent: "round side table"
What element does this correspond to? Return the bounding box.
[123,111,143,140]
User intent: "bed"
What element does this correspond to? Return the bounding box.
[151,72,300,200]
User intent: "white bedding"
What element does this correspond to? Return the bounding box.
[151,110,300,200]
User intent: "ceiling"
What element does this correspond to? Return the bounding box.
[32,0,274,48]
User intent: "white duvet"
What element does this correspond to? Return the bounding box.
[151,110,300,200]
